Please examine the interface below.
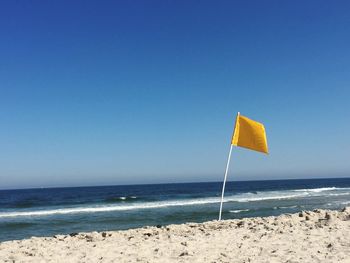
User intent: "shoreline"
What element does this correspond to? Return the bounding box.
[1,207,349,262]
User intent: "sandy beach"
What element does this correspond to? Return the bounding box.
[1,207,349,263]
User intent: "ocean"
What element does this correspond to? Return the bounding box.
[1,178,350,242]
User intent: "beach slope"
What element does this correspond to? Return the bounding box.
[1,207,349,263]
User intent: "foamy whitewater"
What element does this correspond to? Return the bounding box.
[1,178,350,241]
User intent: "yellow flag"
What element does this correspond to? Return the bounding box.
[231,114,268,154]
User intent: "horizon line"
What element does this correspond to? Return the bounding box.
[1,176,350,191]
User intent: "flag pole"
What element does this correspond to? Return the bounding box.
[218,112,239,221]
[218,144,233,220]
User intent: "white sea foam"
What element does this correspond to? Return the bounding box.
[1,186,349,218]
[0,199,220,218]
[0,192,308,218]
[327,193,350,197]
[277,205,298,209]
[231,192,307,202]
[229,209,250,213]
[294,187,350,193]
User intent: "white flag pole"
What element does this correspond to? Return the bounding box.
[218,144,233,220]
[218,112,239,221]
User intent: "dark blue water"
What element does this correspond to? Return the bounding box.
[1,178,350,242]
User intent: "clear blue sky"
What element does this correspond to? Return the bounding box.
[1,1,350,189]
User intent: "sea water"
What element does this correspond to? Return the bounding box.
[1,178,350,242]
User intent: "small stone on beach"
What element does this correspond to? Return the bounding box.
[179,251,188,257]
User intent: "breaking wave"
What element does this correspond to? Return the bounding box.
[1,186,349,218]
[293,187,350,193]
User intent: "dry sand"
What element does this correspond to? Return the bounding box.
[1,207,350,263]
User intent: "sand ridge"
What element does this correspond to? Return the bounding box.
[1,207,349,263]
